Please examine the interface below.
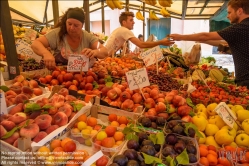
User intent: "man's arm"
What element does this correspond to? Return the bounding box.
[169,32,223,41]
[129,37,174,48]
[199,40,228,47]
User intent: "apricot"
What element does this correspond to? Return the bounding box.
[101,137,115,148]
[105,126,117,137]
[108,114,117,122]
[77,114,87,122]
[117,116,128,125]
[113,131,124,141]
[50,139,62,151]
[63,140,76,152]
[87,117,97,127]
[61,137,72,148]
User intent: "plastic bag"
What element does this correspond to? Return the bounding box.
[183,43,201,66]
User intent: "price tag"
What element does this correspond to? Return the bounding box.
[0,72,7,114]
[140,46,164,67]
[126,67,150,90]
[67,55,89,72]
[15,39,42,62]
[214,102,237,128]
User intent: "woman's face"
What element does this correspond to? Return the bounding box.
[66,18,83,36]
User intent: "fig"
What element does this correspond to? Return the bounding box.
[113,154,128,166]
[138,132,148,144]
[156,117,166,126]
[151,122,157,129]
[127,139,140,151]
[174,142,186,154]
[172,125,184,135]
[123,149,138,160]
[167,120,178,129]
[126,160,139,166]
[140,145,156,156]
[188,127,196,138]
[165,134,177,145]
[154,144,161,152]
[141,140,154,147]
[186,144,197,154]
[188,153,197,163]
[109,164,119,166]
[141,117,152,127]
[162,145,177,157]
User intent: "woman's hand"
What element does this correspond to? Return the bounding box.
[81,48,98,59]
[161,38,175,46]
[43,52,56,70]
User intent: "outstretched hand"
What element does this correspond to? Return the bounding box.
[168,34,182,41]
[81,48,98,59]
[43,52,56,70]
[161,37,175,46]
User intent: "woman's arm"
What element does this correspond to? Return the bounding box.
[82,41,108,59]
[31,36,56,69]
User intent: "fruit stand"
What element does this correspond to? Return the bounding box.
[1,1,249,166]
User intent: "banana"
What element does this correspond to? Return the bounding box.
[145,0,152,5]
[137,11,144,21]
[160,7,170,17]
[106,0,115,9]
[149,10,154,20]
[152,11,160,20]
[136,11,142,20]
[112,0,123,9]
[150,0,157,5]
[158,0,171,7]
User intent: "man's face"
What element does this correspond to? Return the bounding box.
[123,16,135,30]
[227,5,240,23]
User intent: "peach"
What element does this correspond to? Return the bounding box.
[14,75,25,83]
[105,126,117,137]
[12,82,23,87]
[50,94,65,108]
[14,94,29,104]
[79,81,86,90]
[157,97,165,103]
[72,80,79,87]
[64,73,74,82]
[158,93,165,98]
[58,88,69,96]
[85,83,93,91]
[64,81,72,88]
[58,105,72,117]
[22,86,33,95]
[101,137,115,148]
[132,93,143,104]
[119,91,131,102]
[65,95,76,101]
[125,88,134,96]
[57,74,64,84]
[101,87,112,96]
[69,85,78,91]
[69,112,76,122]
[87,70,97,80]
[74,74,84,82]
[144,98,156,109]
[45,125,59,134]
[50,79,59,85]
[48,106,58,115]
[121,99,134,112]
[45,75,53,83]
[63,140,76,152]
[86,75,94,83]
[8,103,23,115]
[33,88,43,96]
[52,70,60,78]
[22,80,29,87]
[18,119,34,127]
[107,89,118,100]
[5,90,17,96]
[113,87,122,96]
[0,125,7,137]
[9,86,22,94]
[2,131,19,145]
[13,139,18,148]
[0,114,12,122]
[33,131,48,143]
[29,80,39,88]
[155,102,166,113]
[8,112,27,124]
[98,78,105,84]
[20,123,39,138]
[52,112,68,127]
[1,120,16,131]
[150,88,159,100]
[35,114,52,130]
[39,77,47,84]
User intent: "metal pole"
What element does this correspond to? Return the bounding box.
[52,0,59,25]
[0,0,20,78]
[83,0,90,32]
[101,0,105,33]
[143,2,145,38]
[126,0,129,11]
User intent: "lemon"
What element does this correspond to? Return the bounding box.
[96,131,107,141]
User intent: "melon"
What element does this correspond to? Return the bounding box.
[192,69,206,81]
[209,69,224,82]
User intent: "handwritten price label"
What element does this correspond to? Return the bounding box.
[126,67,150,90]
[15,39,42,62]
[0,92,7,115]
[67,55,89,72]
[140,46,164,67]
[214,102,237,128]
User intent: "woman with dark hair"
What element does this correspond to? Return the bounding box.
[31,7,108,69]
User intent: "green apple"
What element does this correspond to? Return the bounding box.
[235,133,249,148]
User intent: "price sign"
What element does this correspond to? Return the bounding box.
[67,55,89,72]
[126,67,150,90]
[214,102,237,128]
[140,46,164,67]
[15,39,42,62]
[0,73,7,115]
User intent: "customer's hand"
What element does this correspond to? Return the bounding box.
[168,34,182,41]
[81,48,98,59]
[161,38,175,46]
[43,52,56,70]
